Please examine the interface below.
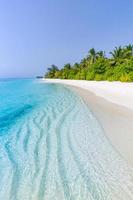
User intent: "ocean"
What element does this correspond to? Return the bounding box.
[0,78,133,200]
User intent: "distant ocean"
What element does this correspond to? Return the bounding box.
[0,78,133,200]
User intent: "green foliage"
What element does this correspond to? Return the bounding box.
[45,65,59,78]
[129,72,133,81]
[86,70,95,80]
[119,74,131,82]
[93,58,107,74]
[45,44,133,82]
[94,74,104,81]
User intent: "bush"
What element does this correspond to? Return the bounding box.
[104,68,114,80]
[129,72,133,81]
[93,58,107,74]
[86,70,95,80]
[79,69,87,80]
[74,72,81,80]
[94,74,104,81]
[119,74,131,82]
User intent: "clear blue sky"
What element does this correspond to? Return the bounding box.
[0,0,133,78]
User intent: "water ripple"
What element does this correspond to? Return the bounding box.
[0,84,133,200]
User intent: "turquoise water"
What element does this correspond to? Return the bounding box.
[0,79,133,200]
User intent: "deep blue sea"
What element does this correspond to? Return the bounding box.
[0,78,133,200]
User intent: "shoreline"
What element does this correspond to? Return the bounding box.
[70,86,133,166]
[44,79,133,166]
[44,79,133,110]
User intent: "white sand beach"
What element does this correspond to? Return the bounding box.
[44,79,133,166]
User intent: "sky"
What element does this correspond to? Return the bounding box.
[0,0,133,78]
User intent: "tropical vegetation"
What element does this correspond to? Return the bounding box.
[45,45,133,82]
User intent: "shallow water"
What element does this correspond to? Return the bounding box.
[0,79,133,200]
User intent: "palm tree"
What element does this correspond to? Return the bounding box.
[46,64,59,78]
[61,63,71,79]
[47,64,59,72]
[63,63,71,70]
[80,58,88,68]
[73,62,79,69]
[110,46,124,59]
[110,45,133,66]
[124,44,133,57]
[87,48,97,64]
[97,51,106,58]
[73,63,80,74]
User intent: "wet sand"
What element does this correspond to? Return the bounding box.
[70,86,133,166]
[44,79,133,166]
